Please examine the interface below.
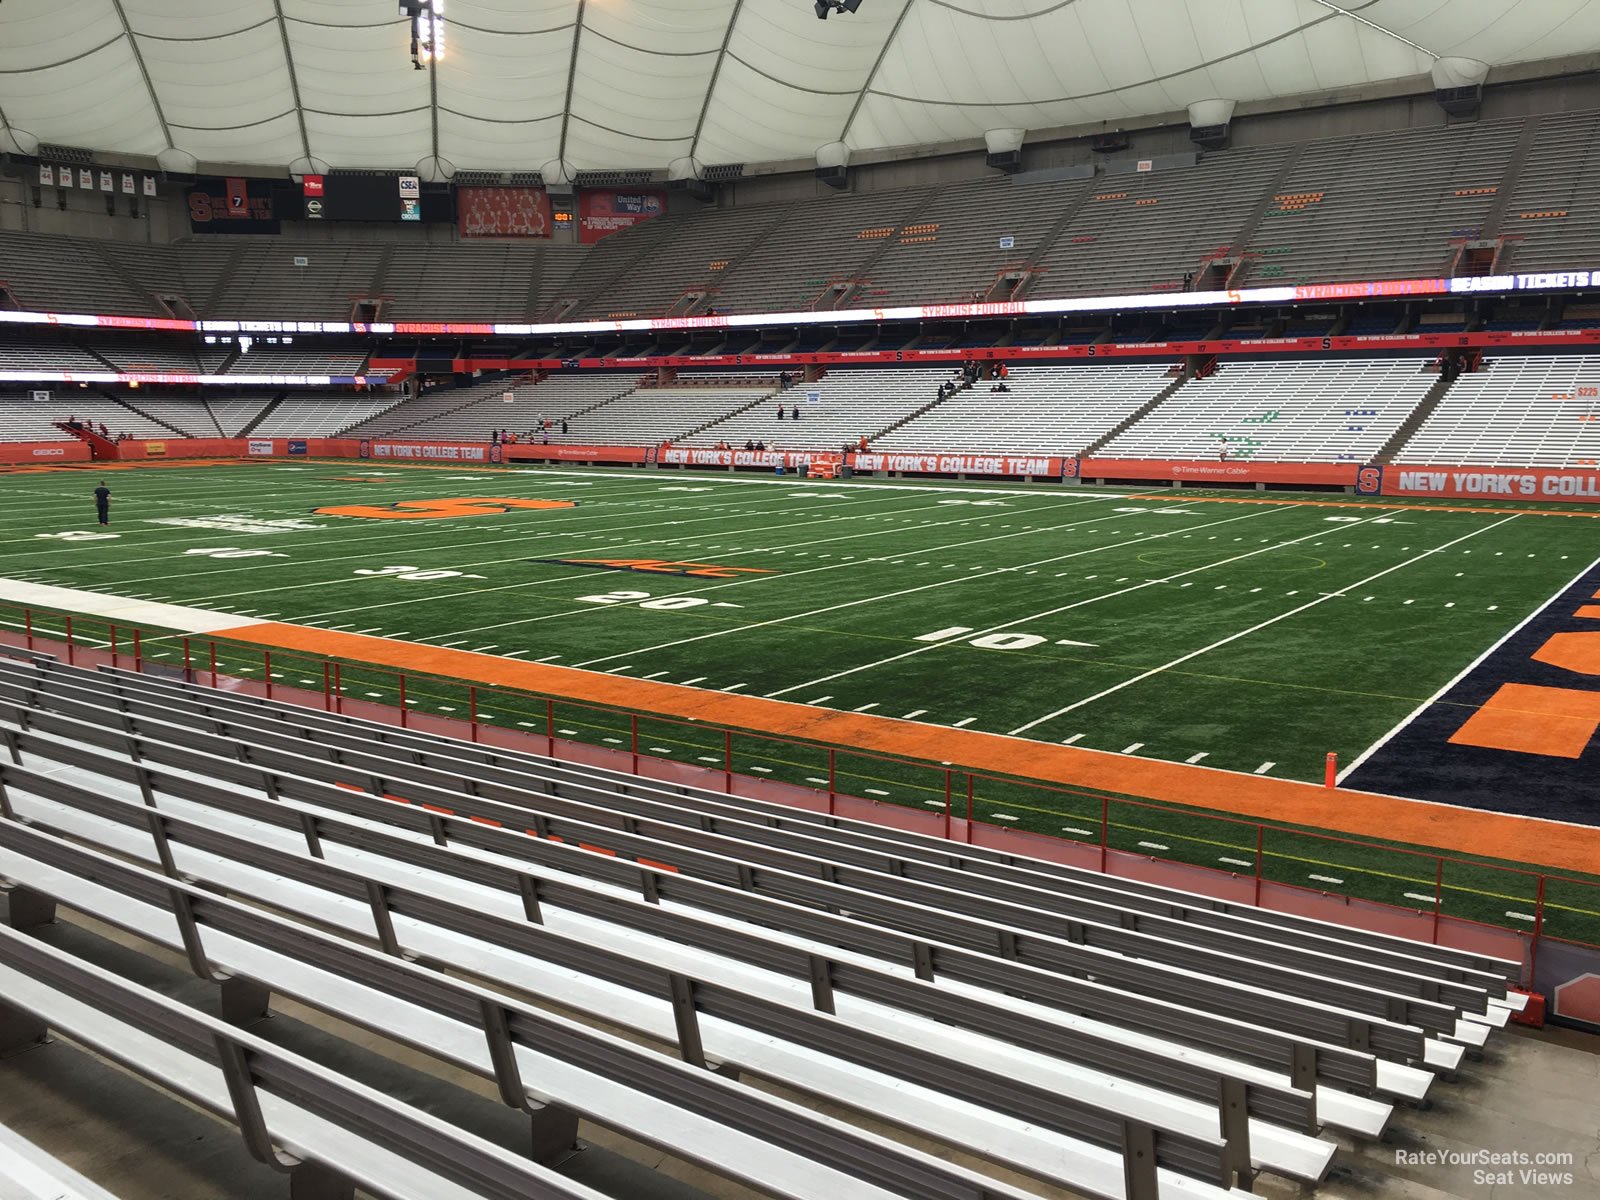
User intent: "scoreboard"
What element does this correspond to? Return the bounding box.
[303,173,444,222]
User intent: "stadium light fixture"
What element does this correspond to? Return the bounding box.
[401,0,445,68]
[815,0,864,18]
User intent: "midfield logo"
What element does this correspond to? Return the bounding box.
[538,557,774,579]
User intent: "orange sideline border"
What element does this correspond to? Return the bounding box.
[213,621,1600,878]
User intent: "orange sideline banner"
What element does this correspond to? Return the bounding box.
[506,444,651,464]
[1081,458,1361,486]
[1362,463,1600,502]
[0,440,90,464]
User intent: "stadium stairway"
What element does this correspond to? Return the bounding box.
[1080,365,1193,455]
[866,381,961,441]
[1372,367,1460,463]
[1219,144,1307,288]
[1475,116,1543,245]
[108,394,197,438]
[236,392,287,437]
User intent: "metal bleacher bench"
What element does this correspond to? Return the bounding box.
[0,924,609,1200]
[0,654,1525,1198]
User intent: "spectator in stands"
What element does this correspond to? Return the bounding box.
[1218,437,1229,462]
[777,405,785,420]
[99,422,110,439]
[491,429,499,445]
[744,439,755,451]
[779,370,792,390]
[857,435,868,452]
[792,404,800,421]
[561,419,569,435]
[754,439,766,451]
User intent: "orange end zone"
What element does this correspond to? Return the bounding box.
[214,620,1600,877]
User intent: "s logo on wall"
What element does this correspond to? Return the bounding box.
[1060,456,1081,480]
[1356,465,1383,495]
[359,440,372,459]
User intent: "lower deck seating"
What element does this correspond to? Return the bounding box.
[876,364,1174,454]
[688,369,951,450]
[0,649,1532,1200]
[248,391,406,438]
[0,1121,123,1200]
[576,386,775,446]
[1394,354,1600,466]
[1099,358,1435,462]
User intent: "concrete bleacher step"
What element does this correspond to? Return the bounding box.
[0,1122,123,1200]
[108,394,194,438]
[1477,115,1542,242]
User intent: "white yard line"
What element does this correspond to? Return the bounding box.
[580,507,1282,673]
[1010,513,1521,735]
[768,505,1320,699]
[1336,549,1600,783]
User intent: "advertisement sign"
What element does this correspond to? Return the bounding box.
[1380,465,1600,502]
[577,189,665,244]
[188,177,281,234]
[457,187,551,238]
[1082,458,1359,486]
[145,441,167,456]
[29,389,49,403]
[852,452,1062,477]
[247,440,275,456]
[370,441,489,462]
[287,439,308,455]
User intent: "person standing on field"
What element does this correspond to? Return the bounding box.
[94,480,111,526]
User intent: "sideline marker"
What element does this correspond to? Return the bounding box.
[1324,751,1338,789]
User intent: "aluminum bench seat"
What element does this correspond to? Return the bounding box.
[0,775,1244,1200]
[0,927,608,1200]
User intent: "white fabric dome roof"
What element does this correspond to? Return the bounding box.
[0,0,1596,174]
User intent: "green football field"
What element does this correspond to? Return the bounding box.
[3,459,1599,941]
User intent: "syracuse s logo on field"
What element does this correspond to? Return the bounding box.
[314,497,578,520]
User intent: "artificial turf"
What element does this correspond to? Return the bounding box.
[3,458,1598,941]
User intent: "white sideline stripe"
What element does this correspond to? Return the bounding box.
[1218,857,1254,868]
[1011,513,1521,735]
[0,578,266,635]
[1121,743,1144,754]
[1061,733,1085,745]
[1403,893,1437,904]
[902,709,927,718]
[953,717,977,727]
[1308,874,1345,885]
[1062,827,1096,837]
[1254,762,1276,775]
[1337,550,1600,783]
[1185,752,1209,764]
[1137,841,1168,851]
